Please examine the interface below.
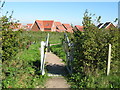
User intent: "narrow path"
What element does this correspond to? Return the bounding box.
[45,52,67,76]
[45,77,69,88]
[45,52,70,88]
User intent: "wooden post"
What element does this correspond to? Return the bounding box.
[107,44,111,76]
[41,41,45,75]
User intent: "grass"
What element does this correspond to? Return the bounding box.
[18,31,64,45]
[50,44,66,62]
[2,43,48,88]
[66,72,120,88]
[87,74,120,88]
[16,43,40,62]
[2,31,64,88]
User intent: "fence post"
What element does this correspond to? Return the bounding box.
[107,44,111,76]
[46,33,49,52]
[41,41,45,75]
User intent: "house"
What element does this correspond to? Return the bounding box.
[74,25,83,31]
[21,24,32,31]
[31,20,56,32]
[43,20,56,32]
[62,24,73,33]
[97,23,104,29]
[54,22,66,32]
[31,20,44,31]
[21,25,28,30]
[27,24,32,29]
[10,23,22,31]
[97,22,115,29]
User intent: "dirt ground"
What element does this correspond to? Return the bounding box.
[45,52,70,88]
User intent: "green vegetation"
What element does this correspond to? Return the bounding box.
[2,30,64,88]
[18,31,64,44]
[50,44,66,62]
[50,10,120,88]
[2,16,20,61]
[2,44,48,88]
[1,18,64,87]
[67,10,120,88]
[50,32,73,62]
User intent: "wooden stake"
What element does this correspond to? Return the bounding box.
[107,44,111,76]
[41,41,45,75]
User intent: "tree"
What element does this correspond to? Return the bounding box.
[1,1,20,61]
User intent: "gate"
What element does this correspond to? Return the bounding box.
[40,33,49,75]
[63,33,74,74]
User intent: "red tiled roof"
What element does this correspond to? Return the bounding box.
[56,28,62,32]
[75,25,83,31]
[27,24,32,27]
[62,24,73,32]
[55,22,66,31]
[62,24,73,30]
[43,20,54,28]
[35,20,54,30]
[26,24,32,29]
[35,20,44,29]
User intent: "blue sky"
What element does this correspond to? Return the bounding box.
[2,2,118,25]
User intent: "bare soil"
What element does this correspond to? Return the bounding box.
[45,52,70,88]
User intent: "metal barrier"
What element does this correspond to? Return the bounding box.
[63,33,74,74]
[40,33,49,75]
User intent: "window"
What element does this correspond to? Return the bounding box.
[44,28,51,30]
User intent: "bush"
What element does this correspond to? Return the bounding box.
[73,10,119,75]
[67,10,120,88]
[1,16,22,61]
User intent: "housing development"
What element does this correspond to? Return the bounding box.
[11,20,116,32]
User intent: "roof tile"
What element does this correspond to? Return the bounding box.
[55,22,66,31]
[75,25,83,31]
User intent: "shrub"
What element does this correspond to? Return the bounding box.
[1,14,22,61]
[73,10,119,75]
[67,10,120,88]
